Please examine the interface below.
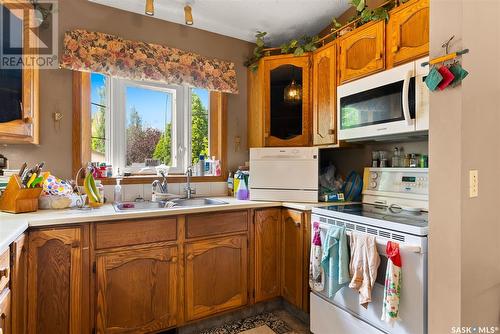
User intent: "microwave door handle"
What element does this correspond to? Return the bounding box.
[402,70,413,126]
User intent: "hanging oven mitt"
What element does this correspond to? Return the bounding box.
[424,66,443,91]
[381,241,402,326]
[449,63,469,87]
[437,65,455,90]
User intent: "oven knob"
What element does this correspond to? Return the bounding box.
[370,172,378,179]
[370,181,377,188]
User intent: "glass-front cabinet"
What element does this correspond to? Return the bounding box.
[263,55,310,147]
[0,2,39,144]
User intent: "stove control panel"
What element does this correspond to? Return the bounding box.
[363,168,429,195]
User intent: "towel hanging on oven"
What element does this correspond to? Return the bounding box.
[320,225,350,297]
[309,222,325,292]
[381,241,402,325]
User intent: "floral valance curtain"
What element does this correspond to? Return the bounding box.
[60,29,238,94]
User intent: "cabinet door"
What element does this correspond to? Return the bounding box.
[312,44,337,146]
[27,228,85,334]
[11,234,27,334]
[386,0,429,68]
[95,245,178,333]
[0,289,11,334]
[254,209,281,302]
[339,20,385,84]
[264,55,311,147]
[185,235,248,321]
[0,2,39,144]
[281,209,304,308]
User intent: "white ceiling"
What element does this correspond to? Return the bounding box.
[89,0,351,46]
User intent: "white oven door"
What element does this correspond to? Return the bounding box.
[338,62,416,140]
[311,218,427,334]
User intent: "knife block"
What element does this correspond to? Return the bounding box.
[0,175,43,213]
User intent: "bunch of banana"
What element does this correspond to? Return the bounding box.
[84,171,102,205]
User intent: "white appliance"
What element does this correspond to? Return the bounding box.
[249,147,318,202]
[310,167,428,334]
[338,57,429,141]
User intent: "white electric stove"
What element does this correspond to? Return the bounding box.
[310,167,428,334]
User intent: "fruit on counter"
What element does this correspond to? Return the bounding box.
[84,172,101,204]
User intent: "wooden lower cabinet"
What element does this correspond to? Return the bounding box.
[95,245,178,333]
[254,209,281,302]
[185,235,248,321]
[11,234,27,334]
[281,209,304,309]
[0,289,11,334]
[27,227,88,334]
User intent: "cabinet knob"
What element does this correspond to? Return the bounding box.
[0,312,5,320]
[328,129,335,135]
[170,256,178,263]
[0,268,8,279]
[294,221,301,227]
[186,254,194,261]
[23,116,32,124]
[392,45,399,53]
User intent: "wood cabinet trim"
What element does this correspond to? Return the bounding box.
[186,210,248,239]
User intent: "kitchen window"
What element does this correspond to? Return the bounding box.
[90,73,211,175]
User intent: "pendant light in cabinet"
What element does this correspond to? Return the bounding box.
[184,5,193,25]
[284,79,302,104]
[145,0,154,16]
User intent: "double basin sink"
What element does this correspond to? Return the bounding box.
[113,198,228,212]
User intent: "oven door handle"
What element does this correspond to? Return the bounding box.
[402,70,414,126]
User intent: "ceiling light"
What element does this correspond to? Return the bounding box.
[184,5,193,25]
[145,0,154,16]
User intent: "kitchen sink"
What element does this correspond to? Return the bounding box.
[113,198,228,211]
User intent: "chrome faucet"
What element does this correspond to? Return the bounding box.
[184,166,196,199]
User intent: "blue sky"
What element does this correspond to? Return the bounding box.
[91,73,209,130]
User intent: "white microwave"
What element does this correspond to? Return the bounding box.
[337,57,429,141]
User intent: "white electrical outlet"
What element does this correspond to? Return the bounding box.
[469,170,479,198]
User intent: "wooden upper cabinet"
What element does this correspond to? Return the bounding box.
[0,1,39,144]
[281,209,304,308]
[27,227,86,334]
[312,44,337,146]
[338,20,385,84]
[185,235,248,321]
[11,233,27,334]
[263,55,311,147]
[254,208,281,302]
[95,245,178,333]
[386,0,429,68]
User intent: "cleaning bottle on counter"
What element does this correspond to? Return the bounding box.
[114,178,122,203]
[227,171,234,196]
[235,173,249,200]
[198,155,205,176]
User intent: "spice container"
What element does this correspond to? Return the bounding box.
[403,154,411,168]
[419,155,428,168]
[409,154,419,168]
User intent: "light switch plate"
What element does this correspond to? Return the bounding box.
[469,170,479,198]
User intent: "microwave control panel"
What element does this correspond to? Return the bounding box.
[364,168,429,195]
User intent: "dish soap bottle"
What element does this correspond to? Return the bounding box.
[114,178,122,203]
[235,173,249,200]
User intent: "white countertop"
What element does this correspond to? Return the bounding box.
[0,197,348,253]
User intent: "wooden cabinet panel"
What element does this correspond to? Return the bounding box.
[254,209,281,302]
[186,211,248,239]
[11,234,27,334]
[95,218,177,249]
[95,245,178,333]
[339,20,385,83]
[185,235,248,321]
[0,248,9,294]
[387,0,429,68]
[0,289,11,334]
[263,55,311,147]
[281,209,304,308]
[0,1,39,144]
[27,227,86,334]
[312,44,337,146]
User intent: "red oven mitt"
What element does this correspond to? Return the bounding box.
[437,65,455,90]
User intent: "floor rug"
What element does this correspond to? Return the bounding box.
[199,312,292,334]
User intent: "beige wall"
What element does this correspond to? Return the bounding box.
[1,0,254,178]
[429,0,500,332]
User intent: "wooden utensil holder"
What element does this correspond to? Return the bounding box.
[0,175,43,213]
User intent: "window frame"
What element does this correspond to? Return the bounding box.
[72,71,227,185]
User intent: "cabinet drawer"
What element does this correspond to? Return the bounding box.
[0,289,11,334]
[95,218,177,249]
[0,248,9,293]
[186,211,248,239]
